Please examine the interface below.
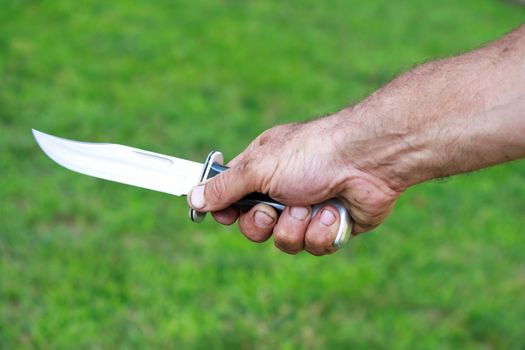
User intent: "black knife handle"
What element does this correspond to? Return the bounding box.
[189,151,353,249]
[208,163,286,213]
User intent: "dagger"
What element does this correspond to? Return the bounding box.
[32,129,352,249]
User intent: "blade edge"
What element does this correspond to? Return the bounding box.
[32,129,203,196]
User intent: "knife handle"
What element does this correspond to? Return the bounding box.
[189,151,353,249]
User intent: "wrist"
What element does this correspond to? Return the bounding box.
[329,103,434,192]
[328,24,525,193]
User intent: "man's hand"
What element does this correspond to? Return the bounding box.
[188,24,525,256]
[188,118,400,256]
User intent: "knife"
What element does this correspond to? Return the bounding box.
[32,129,352,249]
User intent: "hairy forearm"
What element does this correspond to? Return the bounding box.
[335,25,525,191]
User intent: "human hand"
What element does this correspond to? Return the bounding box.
[188,114,401,256]
[190,24,525,256]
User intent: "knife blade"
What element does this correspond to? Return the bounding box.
[32,129,352,249]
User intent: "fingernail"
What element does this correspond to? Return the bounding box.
[320,209,336,227]
[190,185,206,209]
[254,210,275,228]
[290,206,309,220]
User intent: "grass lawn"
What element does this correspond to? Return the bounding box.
[1,0,525,349]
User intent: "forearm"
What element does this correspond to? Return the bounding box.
[335,25,525,191]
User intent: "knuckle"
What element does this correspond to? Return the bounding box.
[305,241,335,256]
[274,231,301,251]
[241,228,268,243]
[305,231,334,256]
[305,246,324,256]
[257,129,272,146]
[304,237,319,255]
[235,159,254,176]
[323,245,338,255]
[207,174,228,203]
[257,124,291,146]
[274,240,301,255]
[238,218,269,243]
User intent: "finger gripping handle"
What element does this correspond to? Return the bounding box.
[189,151,353,249]
[208,163,287,213]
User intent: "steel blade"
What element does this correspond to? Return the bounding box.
[32,129,203,196]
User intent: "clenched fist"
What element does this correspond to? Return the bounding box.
[188,116,400,256]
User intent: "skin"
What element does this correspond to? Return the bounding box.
[188,24,525,256]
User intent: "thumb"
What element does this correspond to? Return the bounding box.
[188,165,257,212]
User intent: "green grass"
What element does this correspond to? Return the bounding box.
[1,0,525,349]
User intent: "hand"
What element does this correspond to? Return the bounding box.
[188,25,525,256]
[188,115,401,256]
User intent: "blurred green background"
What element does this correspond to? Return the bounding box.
[1,0,524,349]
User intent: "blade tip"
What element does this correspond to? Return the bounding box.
[32,129,48,147]
[32,129,57,158]
[32,129,46,140]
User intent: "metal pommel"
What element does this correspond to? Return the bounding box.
[312,199,352,249]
